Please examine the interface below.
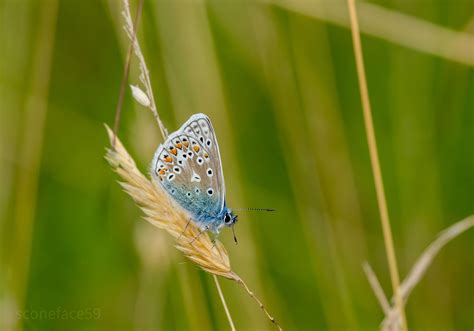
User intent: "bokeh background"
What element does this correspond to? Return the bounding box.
[1,0,473,330]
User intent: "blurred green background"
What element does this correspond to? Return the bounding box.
[1,0,473,330]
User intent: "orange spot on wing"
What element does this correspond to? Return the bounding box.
[164,156,172,163]
[158,169,166,176]
[193,145,200,152]
[175,142,183,149]
[170,149,177,155]
[183,141,189,147]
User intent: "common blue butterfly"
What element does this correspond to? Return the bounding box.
[151,113,237,238]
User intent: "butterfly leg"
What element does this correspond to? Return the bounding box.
[178,217,193,241]
[210,236,220,249]
[210,230,220,249]
[190,225,209,244]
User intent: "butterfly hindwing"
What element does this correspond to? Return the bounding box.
[151,114,226,226]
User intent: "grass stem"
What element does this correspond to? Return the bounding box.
[116,2,236,329]
[346,0,407,330]
[236,277,283,331]
[112,0,144,149]
[121,0,168,139]
[362,262,390,315]
[213,275,236,331]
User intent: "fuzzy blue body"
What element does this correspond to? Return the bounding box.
[162,180,231,233]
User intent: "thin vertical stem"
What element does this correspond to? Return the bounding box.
[213,275,236,331]
[116,1,235,330]
[112,0,145,149]
[346,0,407,330]
[121,0,168,139]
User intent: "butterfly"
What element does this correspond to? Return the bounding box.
[151,113,238,239]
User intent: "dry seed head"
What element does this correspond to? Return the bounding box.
[130,84,150,107]
[105,125,238,280]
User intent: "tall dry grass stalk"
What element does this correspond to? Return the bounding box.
[346,0,407,330]
[118,1,236,328]
[112,0,144,149]
[121,0,167,139]
[107,1,284,329]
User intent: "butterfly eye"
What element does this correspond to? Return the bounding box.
[224,214,232,224]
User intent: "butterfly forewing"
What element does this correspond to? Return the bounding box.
[151,114,226,225]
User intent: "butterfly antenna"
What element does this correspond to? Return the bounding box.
[232,225,238,245]
[233,208,276,212]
